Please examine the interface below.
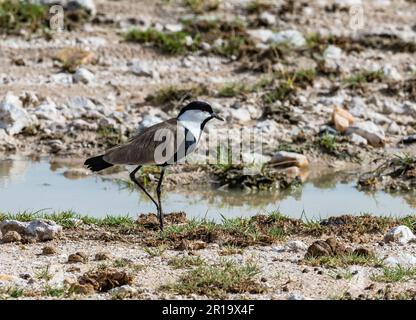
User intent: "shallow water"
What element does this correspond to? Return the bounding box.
[0,157,415,221]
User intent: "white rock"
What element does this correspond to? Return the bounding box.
[260,12,276,25]
[109,285,138,296]
[165,23,183,32]
[384,225,416,245]
[403,101,416,117]
[200,42,211,51]
[0,219,62,242]
[346,121,385,147]
[247,29,274,43]
[255,119,279,135]
[323,45,342,60]
[269,30,306,47]
[138,114,164,131]
[71,119,98,131]
[67,96,96,112]
[349,132,367,145]
[0,93,32,135]
[285,240,308,252]
[335,0,362,7]
[228,108,251,123]
[384,253,416,267]
[130,60,151,77]
[51,73,73,85]
[382,100,405,114]
[383,65,402,81]
[25,220,63,241]
[349,96,367,117]
[387,122,402,135]
[185,36,193,47]
[319,95,345,107]
[35,100,65,123]
[213,38,224,47]
[73,68,95,84]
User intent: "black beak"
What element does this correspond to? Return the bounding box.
[212,113,224,121]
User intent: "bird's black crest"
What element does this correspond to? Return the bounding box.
[178,101,213,117]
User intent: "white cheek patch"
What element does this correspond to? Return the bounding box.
[178,110,211,142]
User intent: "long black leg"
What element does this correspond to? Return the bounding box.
[156,167,166,231]
[129,165,159,212]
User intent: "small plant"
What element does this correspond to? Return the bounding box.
[35,266,53,281]
[262,79,295,104]
[162,260,264,298]
[370,266,416,283]
[219,245,244,256]
[168,255,205,269]
[124,28,198,55]
[330,270,354,280]
[100,215,135,228]
[0,0,48,34]
[144,245,167,257]
[268,226,285,240]
[305,254,381,268]
[146,84,209,106]
[344,70,384,90]
[113,258,132,268]
[214,35,249,59]
[292,69,316,87]
[7,287,24,298]
[246,0,273,14]
[317,133,338,154]
[218,82,248,98]
[184,0,219,14]
[43,285,65,298]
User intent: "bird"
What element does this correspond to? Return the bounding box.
[84,100,224,230]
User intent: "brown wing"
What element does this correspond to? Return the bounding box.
[103,118,179,165]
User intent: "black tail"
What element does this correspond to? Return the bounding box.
[84,155,113,172]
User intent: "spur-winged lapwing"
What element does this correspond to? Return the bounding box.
[84,101,224,230]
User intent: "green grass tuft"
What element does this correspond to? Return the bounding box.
[371,266,416,283]
[162,260,264,298]
[344,70,385,90]
[0,0,48,34]
[168,255,206,269]
[124,28,198,55]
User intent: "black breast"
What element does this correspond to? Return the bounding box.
[161,127,197,166]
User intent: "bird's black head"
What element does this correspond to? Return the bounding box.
[178,101,213,117]
[177,101,224,125]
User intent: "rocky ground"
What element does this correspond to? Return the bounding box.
[0,0,416,173]
[0,213,416,300]
[1,0,416,300]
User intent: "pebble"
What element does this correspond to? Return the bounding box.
[384,225,416,245]
[0,219,62,242]
[68,252,88,263]
[73,68,95,84]
[284,240,308,252]
[269,151,309,168]
[0,92,33,135]
[1,231,22,243]
[269,30,306,47]
[346,121,385,147]
[260,12,276,25]
[42,246,58,255]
